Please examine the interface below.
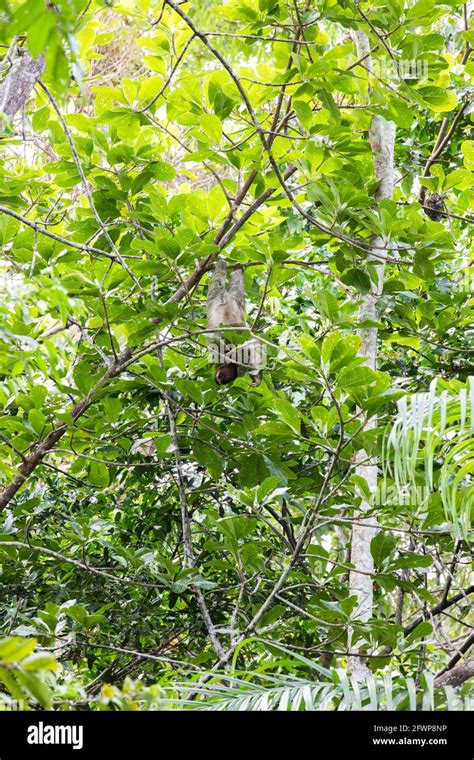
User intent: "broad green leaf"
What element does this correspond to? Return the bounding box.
[273,399,301,434]
[370,533,396,566]
[88,461,110,488]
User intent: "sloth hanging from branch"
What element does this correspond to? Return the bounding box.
[207,259,264,386]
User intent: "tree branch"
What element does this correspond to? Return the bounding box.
[435,656,474,688]
[404,585,474,636]
[0,46,44,122]
[0,204,136,263]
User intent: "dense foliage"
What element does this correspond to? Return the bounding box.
[0,0,472,710]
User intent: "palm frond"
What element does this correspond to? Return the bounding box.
[384,377,474,537]
[159,668,466,711]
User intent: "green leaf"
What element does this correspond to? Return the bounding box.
[370,533,396,566]
[28,409,46,435]
[318,88,340,121]
[150,160,176,181]
[461,141,474,170]
[73,363,95,394]
[15,670,52,708]
[273,399,301,434]
[389,554,433,570]
[337,366,378,389]
[64,605,89,626]
[406,622,432,645]
[22,653,57,672]
[293,100,313,129]
[27,14,56,57]
[192,441,223,479]
[30,386,47,408]
[0,666,26,701]
[414,251,435,279]
[200,114,222,142]
[0,637,37,663]
[418,87,458,112]
[174,378,203,405]
[104,397,122,423]
[341,268,371,293]
[32,107,50,132]
[88,461,110,488]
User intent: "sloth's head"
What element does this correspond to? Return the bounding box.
[215,363,238,385]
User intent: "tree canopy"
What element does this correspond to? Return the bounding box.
[0,0,472,711]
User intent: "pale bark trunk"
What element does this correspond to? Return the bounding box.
[347,31,396,677]
[0,47,45,122]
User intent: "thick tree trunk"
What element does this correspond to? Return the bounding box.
[347,31,396,678]
[0,47,45,122]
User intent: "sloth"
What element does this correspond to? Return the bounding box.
[207,259,263,386]
[423,192,445,222]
